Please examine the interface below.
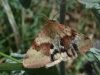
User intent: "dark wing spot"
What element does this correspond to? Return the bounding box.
[72,43,80,54]
[53,49,59,54]
[60,48,73,57]
[60,48,65,52]
[51,54,54,61]
[64,48,72,57]
[50,49,60,61]
[50,44,54,49]
[60,42,64,46]
[71,48,75,56]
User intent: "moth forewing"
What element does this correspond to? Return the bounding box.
[23,20,93,68]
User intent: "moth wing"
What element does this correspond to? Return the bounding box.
[23,30,52,68]
[58,24,93,57]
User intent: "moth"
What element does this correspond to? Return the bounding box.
[23,20,93,68]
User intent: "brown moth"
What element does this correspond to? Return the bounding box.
[23,20,93,68]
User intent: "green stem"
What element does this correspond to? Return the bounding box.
[59,2,66,75]
[0,52,22,63]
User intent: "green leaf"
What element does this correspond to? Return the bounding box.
[0,63,23,70]
[87,48,100,74]
[77,0,100,27]
[0,63,60,75]
[87,48,100,61]
[91,9,100,27]
[77,0,100,9]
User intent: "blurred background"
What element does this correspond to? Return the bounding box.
[0,0,100,75]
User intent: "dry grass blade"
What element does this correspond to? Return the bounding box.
[1,0,21,50]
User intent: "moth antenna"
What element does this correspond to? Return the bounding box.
[35,15,49,22]
[52,12,60,20]
[52,10,67,20]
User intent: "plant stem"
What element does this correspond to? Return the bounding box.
[0,52,22,63]
[59,2,66,75]
[59,3,66,24]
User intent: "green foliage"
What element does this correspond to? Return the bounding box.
[19,0,31,9]
[87,48,100,61]
[77,0,100,27]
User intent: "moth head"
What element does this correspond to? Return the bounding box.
[43,20,60,38]
[44,20,59,28]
